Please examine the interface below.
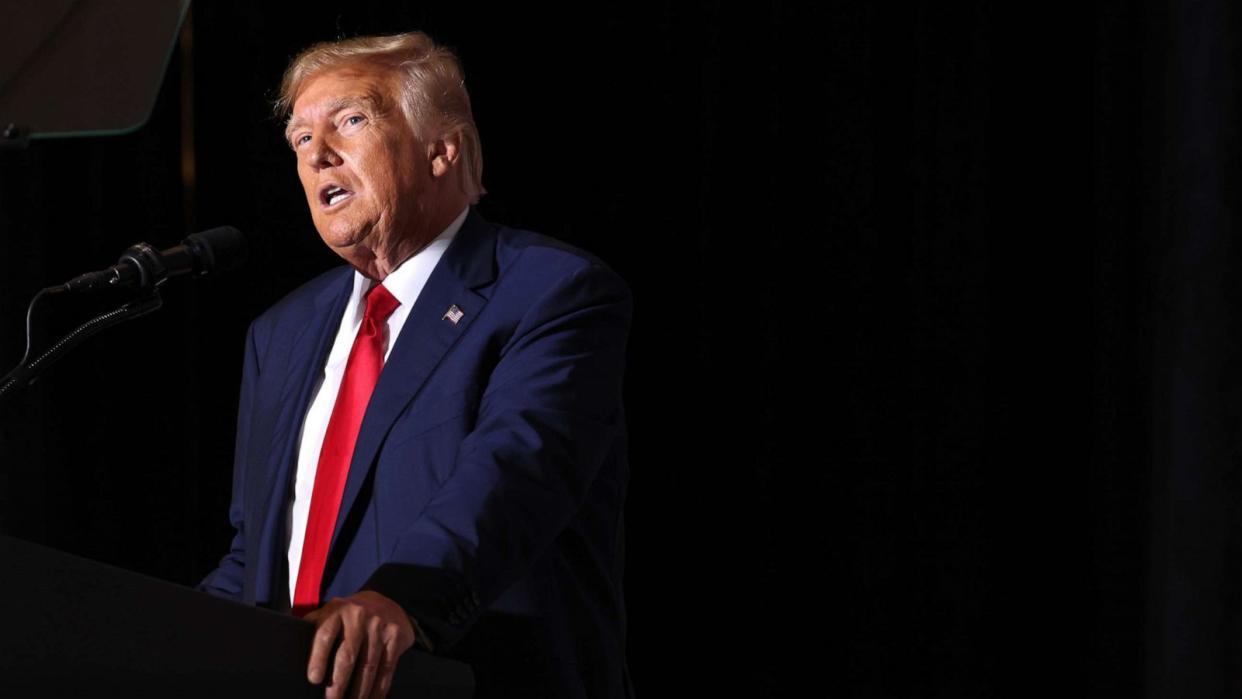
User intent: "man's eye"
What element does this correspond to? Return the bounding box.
[345,115,365,126]
[294,134,311,147]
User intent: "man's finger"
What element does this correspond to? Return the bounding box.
[375,669,395,699]
[328,612,364,699]
[347,618,383,699]
[374,633,402,699]
[308,612,343,684]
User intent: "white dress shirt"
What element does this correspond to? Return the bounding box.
[286,205,469,602]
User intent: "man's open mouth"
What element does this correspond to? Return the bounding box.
[319,184,354,208]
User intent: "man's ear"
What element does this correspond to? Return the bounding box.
[428,129,462,178]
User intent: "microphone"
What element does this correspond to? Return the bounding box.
[63,226,247,292]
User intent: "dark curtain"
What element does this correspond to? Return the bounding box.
[1092,0,1242,697]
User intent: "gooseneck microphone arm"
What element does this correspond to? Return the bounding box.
[0,226,246,407]
[0,289,163,404]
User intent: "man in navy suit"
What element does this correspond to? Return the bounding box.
[198,32,634,699]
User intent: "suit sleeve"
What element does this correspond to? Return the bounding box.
[361,261,633,649]
[196,321,262,601]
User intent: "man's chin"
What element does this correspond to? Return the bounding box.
[316,221,371,251]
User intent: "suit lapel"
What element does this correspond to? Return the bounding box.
[328,207,499,555]
[247,269,353,599]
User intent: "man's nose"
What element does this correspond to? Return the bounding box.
[304,135,343,170]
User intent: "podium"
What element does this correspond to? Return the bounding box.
[0,536,474,697]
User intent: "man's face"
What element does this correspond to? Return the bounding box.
[287,63,434,265]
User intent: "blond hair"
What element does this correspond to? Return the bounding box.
[276,31,486,203]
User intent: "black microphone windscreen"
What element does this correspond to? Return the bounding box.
[184,226,247,275]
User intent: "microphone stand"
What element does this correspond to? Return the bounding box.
[0,288,163,407]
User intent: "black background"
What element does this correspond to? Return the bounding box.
[4,1,1238,696]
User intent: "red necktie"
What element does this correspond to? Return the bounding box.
[293,282,400,617]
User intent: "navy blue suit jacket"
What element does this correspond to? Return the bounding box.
[198,208,634,698]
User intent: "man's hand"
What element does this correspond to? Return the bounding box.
[304,590,417,699]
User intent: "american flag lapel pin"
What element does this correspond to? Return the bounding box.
[443,304,464,325]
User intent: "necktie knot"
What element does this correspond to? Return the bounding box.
[364,283,400,324]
